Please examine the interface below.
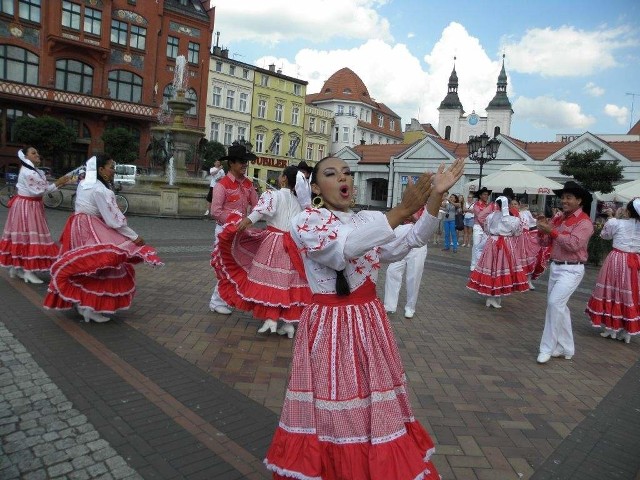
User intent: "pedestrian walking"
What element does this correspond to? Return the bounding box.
[43,155,163,323]
[263,155,465,480]
[211,165,311,338]
[0,147,71,283]
[204,160,224,216]
[536,181,594,363]
[586,198,640,343]
[294,160,313,209]
[208,142,259,314]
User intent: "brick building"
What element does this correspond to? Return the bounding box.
[0,0,214,176]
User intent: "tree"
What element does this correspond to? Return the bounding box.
[13,116,76,173]
[102,127,138,164]
[200,139,227,170]
[559,148,623,194]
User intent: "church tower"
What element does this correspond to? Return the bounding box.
[437,58,464,141]
[485,55,513,138]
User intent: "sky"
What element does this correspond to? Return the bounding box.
[208,0,640,142]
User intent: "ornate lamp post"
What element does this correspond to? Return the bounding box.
[467,132,500,189]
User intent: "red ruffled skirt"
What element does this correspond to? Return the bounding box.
[586,249,640,334]
[43,213,163,314]
[264,281,439,480]
[0,195,59,271]
[511,230,539,276]
[467,235,529,296]
[211,215,311,322]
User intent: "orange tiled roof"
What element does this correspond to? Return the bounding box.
[605,141,640,161]
[422,124,439,136]
[502,135,566,160]
[629,119,640,135]
[352,143,416,164]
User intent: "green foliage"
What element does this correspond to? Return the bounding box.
[200,140,226,170]
[559,149,623,194]
[101,127,138,164]
[587,224,612,266]
[13,116,76,172]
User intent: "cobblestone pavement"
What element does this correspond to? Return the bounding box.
[1,207,639,480]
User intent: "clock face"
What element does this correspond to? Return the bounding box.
[468,114,479,126]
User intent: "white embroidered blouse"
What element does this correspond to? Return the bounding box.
[291,208,438,294]
[75,180,137,240]
[600,218,640,253]
[484,211,523,237]
[247,188,302,231]
[16,163,57,197]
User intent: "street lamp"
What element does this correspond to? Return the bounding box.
[467,132,500,189]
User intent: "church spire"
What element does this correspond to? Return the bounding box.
[438,57,464,111]
[487,54,513,111]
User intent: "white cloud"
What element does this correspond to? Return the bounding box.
[584,82,605,97]
[407,32,415,39]
[501,25,638,76]
[210,0,392,46]
[514,96,596,130]
[604,104,629,125]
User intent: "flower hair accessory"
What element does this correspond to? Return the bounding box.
[81,156,98,189]
[633,197,640,217]
[17,149,26,162]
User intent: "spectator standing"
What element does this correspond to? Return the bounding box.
[204,160,225,216]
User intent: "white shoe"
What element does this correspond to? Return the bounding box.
[600,327,615,339]
[8,267,24,279]
[276,323,295,339]
[528,280,535,290]
[486,297,502,309]
[257,319,278,334]
[78,306,110,323]
[618,331,631,344]
[404,308,415,319]
[22,270,43,284]
[212,305,232,315]
[204,209,209,216]
[537,353,551,364]
[551,348,572,360]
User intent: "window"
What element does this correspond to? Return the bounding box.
[108,70,142,102]
[320,120,326,134]
[306,143,313,161]
[166,36,179,59]
[378,114,384,127]
[318,145,324,159]
[0,1,14,15]
[229,65,235,76]
[237,126,246,140]
[348,105,355,116]
[366,110,370,122]
[275,103,283,122]
[210,122,219,142]
[186,88,197,115]
[337,105,344,115]
[359,107,365,120]
[225,89,234,110]
[255,133,264,153]
[371,179,388,202]
[309,117,315,132]
[6,108,29,143]
[162,84,173,104]
[444,125,451,140]
[111,20,127,46]
[334,126,339,142]
[239,93,248,112]
[84,7,101,35]
[342,126,349,142]
[215,61,222,72]
[272,134,281,155]
[130,25,146,50]
[224,124,233,145]
[19,0,40,23]
[62,1,80,30]
[257,99,266,118]
[369,133,373,143]
[291,106,299,125]
[0,45,38,85]
[188,42,199,63]
[212,86,221,107]
[293,84,301,95]
[390,119,395,131]
[55,59,93,94]
[494,126,501,137]
[242,69,249,79]
[260,74,268,87]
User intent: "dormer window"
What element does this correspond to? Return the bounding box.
[343,88,351,94]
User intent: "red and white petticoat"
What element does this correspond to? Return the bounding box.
[531,243,551,281]
[211,215,311,322]
[43,213,163,314]
[264,281,438,480]
[467,235,529,296]
[585,249,640,335]
[0,195,59,271]
[510,229,539,276]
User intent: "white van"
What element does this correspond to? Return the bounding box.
[114,164,137,185]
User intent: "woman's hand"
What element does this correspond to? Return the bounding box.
[54,175,72,189]
[432,157,465,195]
[236,217,253,232]
[133,236,145,246]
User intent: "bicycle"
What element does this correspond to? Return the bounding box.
[70,183,129,215]
[42,189,64,209]
[0,173,17,207]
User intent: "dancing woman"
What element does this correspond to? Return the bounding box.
[264,156,465,480]
[0,147,71,283]
[586,199,640,343]
[212,165,311,338]
[44,155,162,323]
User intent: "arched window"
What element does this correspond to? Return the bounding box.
[108,69,142,102]
[163,84,173,104]
[55,59,93,94]
[493,126,500,138]
[0,45,39,85]
[186,88,197,115]
[444,125,451,140]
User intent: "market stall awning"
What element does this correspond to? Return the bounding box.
[465,163,563,195]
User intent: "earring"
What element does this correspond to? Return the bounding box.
[350,197,356,208]
[312,196,324,208]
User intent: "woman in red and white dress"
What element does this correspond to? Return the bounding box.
[263,156,465,480]
[0,147,71,283]
[44,155,162,323]
[510,199,539,290]
[467,196,529,308]
[211,165,311,338]
[586,199,640,343]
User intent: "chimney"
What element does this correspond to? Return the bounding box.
[268,63,276,72]
[212,46,222,56]
[221,48,229,58]
[277,68,282,74]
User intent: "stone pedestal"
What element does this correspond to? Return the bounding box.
[160,185,179,215]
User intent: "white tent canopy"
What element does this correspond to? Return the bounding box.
[465,163,563,195]
[594,179,640,203]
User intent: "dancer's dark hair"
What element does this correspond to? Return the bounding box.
[282,165,298,193]
[94,154,113,190]
[627,199,640,220]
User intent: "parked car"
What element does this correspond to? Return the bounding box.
[114,164,137,185]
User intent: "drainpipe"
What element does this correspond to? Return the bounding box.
[387,156,394,209]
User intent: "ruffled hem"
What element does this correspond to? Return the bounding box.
[264,422,438,480]
[467,272,529,296]
[531,246,551,280]
[586,300,640,333]
[0,239,59,271]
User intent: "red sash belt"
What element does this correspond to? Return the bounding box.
[281,230,307,282]
[312,279,377,306]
